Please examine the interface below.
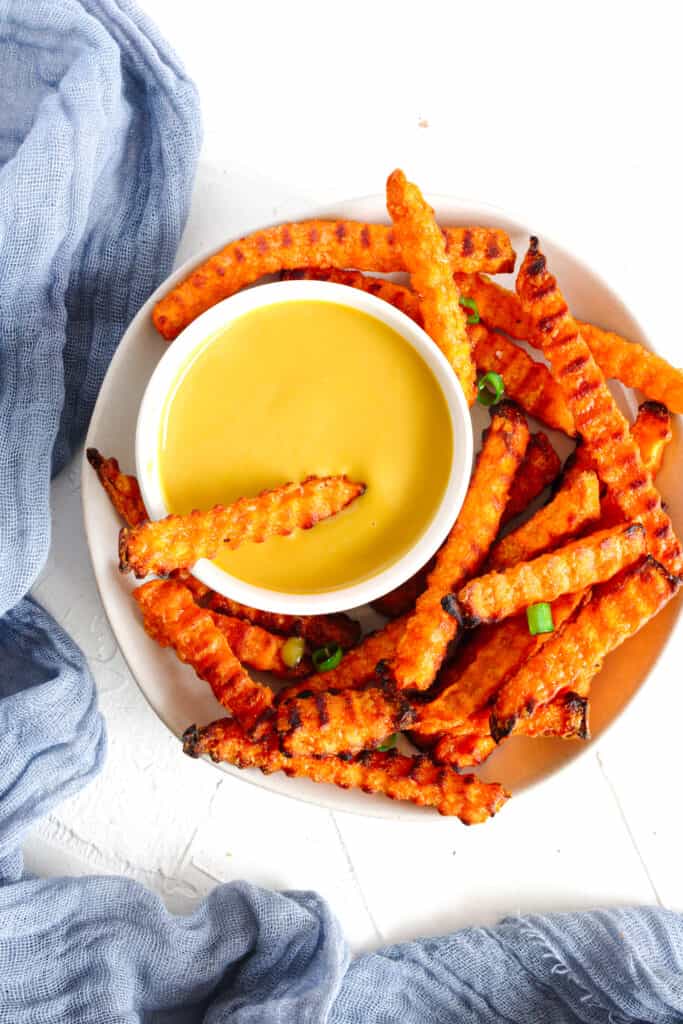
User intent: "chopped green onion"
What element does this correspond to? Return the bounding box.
[477,371,505,407]
[282,637,306,668]
[459,295,480,324]
[312,643,343,672]
[527,602,554,636]
[295,690,314,700]
[377,733,397,752]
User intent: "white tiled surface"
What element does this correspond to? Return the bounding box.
[24,0,683,951]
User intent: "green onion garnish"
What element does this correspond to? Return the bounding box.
[459,295,480,324]
[295,690,314,700]
[477,371,505,407]
[281,637,306,668]
[377,734,397,752]
[312,643,343,672]
[527,602,554,636]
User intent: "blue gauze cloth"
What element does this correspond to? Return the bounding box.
[2,2,683,1021]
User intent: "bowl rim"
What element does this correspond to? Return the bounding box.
[134,277,474,615]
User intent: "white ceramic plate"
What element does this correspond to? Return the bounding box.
[83,195,682,820]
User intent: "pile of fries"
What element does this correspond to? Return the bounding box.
[91,169,683,824]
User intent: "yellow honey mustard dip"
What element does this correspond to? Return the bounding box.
[159,300,452,593]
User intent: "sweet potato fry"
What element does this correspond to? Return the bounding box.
[631,401,673,477]
[456,522,647,627]
[283,267,424,322]
[455,272,531,340]
[457,272,683,415]
[389,402,530,691]
[209,613,311,679]
[502,435,562,522]
[276,686,415,757]
[153,221,515,341]
[489,556,680,741]
[516,238,682,575]
[86,448,147,527]
[277,616,408,701]
[119,474,365,578]
[488,470,601,571]
[386,170,477,403]
[133,579,273,733]
[433,689,589,768]
[183,718,508,823]
[414,591,586,735]
[288,268,575,434]
[578,323,683,415]
[470,325,576,436]
[206,592,361,649]
[501,432,561,525]
[561,402,673,529]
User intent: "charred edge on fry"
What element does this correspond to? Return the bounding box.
[86,447,105,472]
[396,695,418,730]
[440,593,465,625]
[375,659,394,686]
[118,527,131,574]
[491,398,526,426]
[248,708,276,741]
[639,400,671,419]
[490,713,516,744]
[563,692,590,740]
[649,556,683,591]
[182,724,202,757]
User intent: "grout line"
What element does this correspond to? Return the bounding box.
[595,751,663,906]
[329,811,384,946]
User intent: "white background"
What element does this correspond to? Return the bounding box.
[25,0,683,951]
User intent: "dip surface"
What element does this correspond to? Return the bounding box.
[159,300,453,593]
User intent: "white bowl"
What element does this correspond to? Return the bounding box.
[135,279,473,615]
[84,193,683,819]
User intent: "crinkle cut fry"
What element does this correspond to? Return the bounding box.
[577,323,683,415]
[456,272,683,415]
[469,325,576,436]
[133,579,273,733]
[209,612,311,679]
[414,591,586,736]
[86,448,147,527]
[183,719,508,823]
[488,470,601,571]
[277,616,408,702]
[553,403,673,529]
[276,687,415,757]
[455,272,532,341]
[285,269,574,435]
[283,267,424,323]
[501,432,561,525]
[206,591,361,649]
[86,450,363,648]
[490,556,680,741]
[153,220,515,341]
[389,402,530,691]
[433,689,590,768]
[119,474,366,578]
[456,522,647,627]
[386,170,477,404]
[516,238,682,575]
